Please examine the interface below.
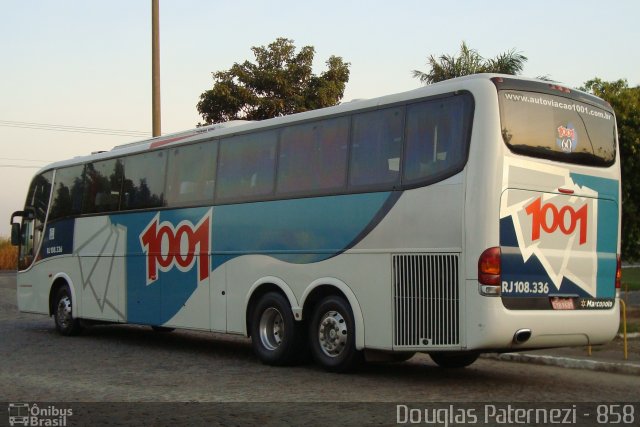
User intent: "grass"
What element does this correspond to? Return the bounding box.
[0,238,17,270]
[621,319,639,334]
[620,267,640,334]
[621,267,640,291]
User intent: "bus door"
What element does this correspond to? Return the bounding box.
[12,171,53,270]
[125,207,213,330]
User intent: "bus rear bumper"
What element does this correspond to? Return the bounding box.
[465,290,620,352]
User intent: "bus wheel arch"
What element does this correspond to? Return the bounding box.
[49,275,82,336]
[302,281,364,372]
[300,279,365,351]
[48,274,77,318]
[245,278,305,366]
[245,277,301,338]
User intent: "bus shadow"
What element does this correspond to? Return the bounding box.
[66,322,255,361]
[26,322,524,387]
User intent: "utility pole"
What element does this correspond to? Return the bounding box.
[152,0,161,137]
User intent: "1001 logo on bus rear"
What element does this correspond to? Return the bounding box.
[139,210,212,285]
[525,197,588,245]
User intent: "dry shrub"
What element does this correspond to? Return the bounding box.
[0,238,18,270]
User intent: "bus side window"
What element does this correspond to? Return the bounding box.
[277,117,349,196]
[405,102,438,181]
[121,151,166,210]
[349,107,403,190]
[403,96,469,185]
[277,125,315,193]
[49,165,85,221]
[166,140,218,207]
[82,159,123,214]
[217,131,277,203]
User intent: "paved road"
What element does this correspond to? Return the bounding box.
[0,272,638,424]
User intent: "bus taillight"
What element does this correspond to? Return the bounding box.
[616,254,622,289]
[478,247,501,295]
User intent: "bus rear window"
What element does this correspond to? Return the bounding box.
[498,90,616,166]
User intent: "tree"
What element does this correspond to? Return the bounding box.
[582,78,640,261]
[197,38,350,124]
[413,41,527,84]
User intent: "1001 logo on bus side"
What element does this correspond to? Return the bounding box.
[139,210,212,285]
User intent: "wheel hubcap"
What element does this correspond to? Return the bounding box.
[56,296,72,329]
[318,310,347,357]
[259,307,284,351]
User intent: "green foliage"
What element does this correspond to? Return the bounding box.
[622,267,640,291]
[197,38,350,124]
[413,41,527,84]
[582,78,640,261]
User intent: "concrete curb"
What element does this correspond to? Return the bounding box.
[619,332,640,339]
[483,352,640,376]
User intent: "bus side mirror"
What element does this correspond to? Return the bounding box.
[9,210,25,246]
[11,223,21,246]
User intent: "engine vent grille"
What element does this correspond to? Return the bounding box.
[392,254,460,347]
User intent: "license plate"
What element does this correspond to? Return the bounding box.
[550,297,575,310]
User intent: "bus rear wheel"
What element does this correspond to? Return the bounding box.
[53,285,82,336]
[429,352,479,369]
[309,295,362,372]
[250,292,303,366]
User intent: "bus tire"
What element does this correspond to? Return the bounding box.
[309,295,362,372]
[250,292,302,366]
[53,285,82,336]
[429,352,479,369]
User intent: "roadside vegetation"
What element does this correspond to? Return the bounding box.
[618,267,638,334]
[622,267,640,291]
[622,310,639,334]
[0,238,17,270]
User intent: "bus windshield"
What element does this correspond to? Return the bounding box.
[498,90,616,166]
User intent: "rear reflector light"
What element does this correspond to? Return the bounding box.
[549,84,571,94]
[558,187,574,194]
[616,255,622,289]
[479,247,501,287]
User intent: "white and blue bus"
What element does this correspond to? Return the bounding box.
[10,74,621,371]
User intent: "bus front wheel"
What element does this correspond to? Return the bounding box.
[250,292,303,366]
[309,295,362,372]
[52,285,82,336]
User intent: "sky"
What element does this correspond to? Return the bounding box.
[1,0,639,236]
